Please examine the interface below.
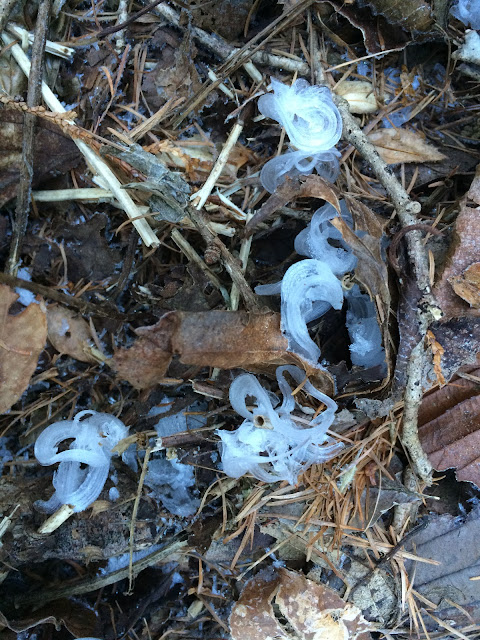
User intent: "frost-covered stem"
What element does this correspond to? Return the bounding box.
[401,342,433,481]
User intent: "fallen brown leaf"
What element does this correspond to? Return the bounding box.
[419,367,480,486]
[230,568,371,640]
[47,306,98,363]
[112,310,335,394]
[449,262,480,309]
[0,285,47,414]
[434,165,480,318]
[368,128,446,165]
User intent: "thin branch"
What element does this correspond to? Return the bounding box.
[333,96,438,482]
[0,0,18,34]
[6,0,50,274]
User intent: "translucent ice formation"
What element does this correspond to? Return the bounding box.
[260,149,340,194]
[218,365,343,484]
[451,0,480,29]
[258,78,342,154]
[145,457,200,517]
[34,411,128,513]
[281,259,344,363]
[294,202,357,276]
[346,285,386,370]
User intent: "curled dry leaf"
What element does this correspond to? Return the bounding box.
[362,0,434,32]
[448,262,480,309]
[367,128,446,165]
[419,366,480,487]
[47,306,98,363]
[0,285,47,414]
[112,310,335,395]
[335,81,378,114]
[230,568,371,640]
[434,165,480,318]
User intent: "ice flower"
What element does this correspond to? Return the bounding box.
[451,0,480,29]
[258,78,342,154]
[294,201,357,276]
[346,285,386,371]
[260,148,340,194]
[218,365,343,484]
[34,410,128,513]
[280,259,344,364]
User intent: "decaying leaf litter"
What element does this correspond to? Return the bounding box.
[0,0,480,638]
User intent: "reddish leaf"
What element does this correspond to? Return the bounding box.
[419,367,480,486]
[434,168,480,319]
[0,285,47,414]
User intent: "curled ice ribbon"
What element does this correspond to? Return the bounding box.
[346,284,386,370]
[35,410,128,513]
[218,366,342,484]
[260,149,340,194]
[294,201,357,276]
[258,78,342,154]
[280,259,344,365]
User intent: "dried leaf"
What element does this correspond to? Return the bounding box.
[368,128,446,165]
[112,310,335,394]
[245,174,340,236]
[47,306,98,363]
[362,0,434,32]
[335,81,378,114]
[434,166,480,318]
[419,368,480,486]
[425,330,446,386]
[0,600,98,638]
[449,262,480,309]
[0,110,80,208]
[230,568,371,640]
[0,285,47,414]
[406,505,480,628]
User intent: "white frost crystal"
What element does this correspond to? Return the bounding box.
[258,78,342,154]
[218,365,343,484]
[34,410,128,513]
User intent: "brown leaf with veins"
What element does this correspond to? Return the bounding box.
[419,366,480,487]
[434,165,480,319]
[368,129,446,165]
[230,568,371,640]
[449,262,480,309]
[0,285,47,414]
[112,311,335,395]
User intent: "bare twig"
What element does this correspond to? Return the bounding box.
[188,208,262,312]
[0,0,18,34]
[333,96,439,482]
[6,0,50,275]
[171,228,231,306]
